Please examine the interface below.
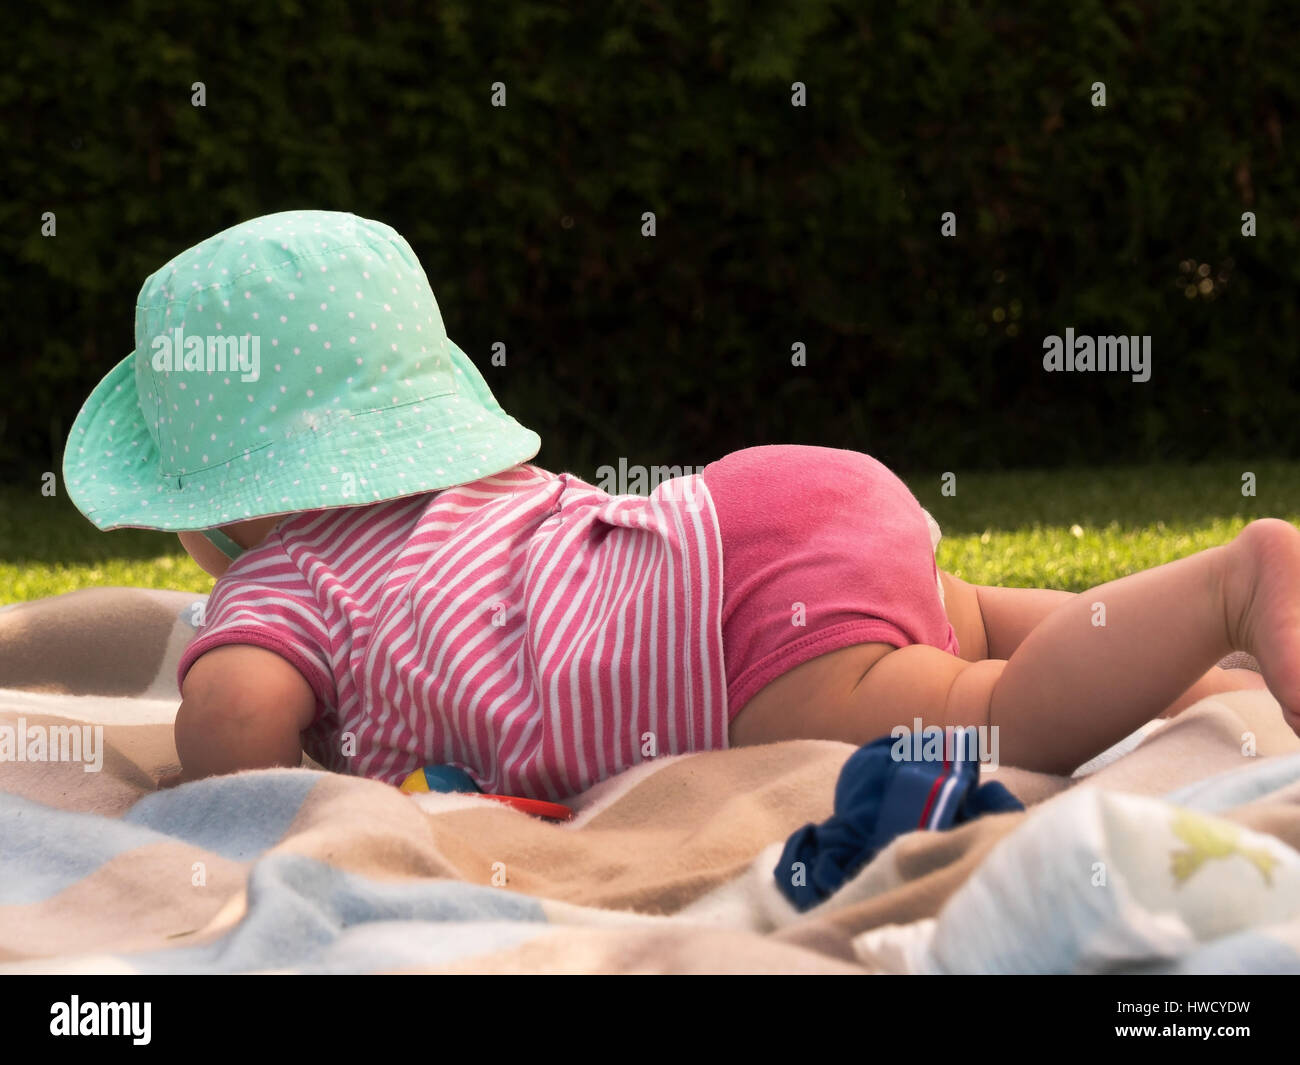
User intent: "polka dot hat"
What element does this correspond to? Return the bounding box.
[62,210,541,531]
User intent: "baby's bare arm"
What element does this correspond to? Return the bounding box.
[162,644,316,786]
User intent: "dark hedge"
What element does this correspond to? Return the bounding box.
[3,0,1298,482]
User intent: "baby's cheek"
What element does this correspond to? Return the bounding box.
[177,532,231,578]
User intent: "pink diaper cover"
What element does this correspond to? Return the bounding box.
[699,445,960,722]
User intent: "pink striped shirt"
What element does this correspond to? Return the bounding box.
[177,464,727,800]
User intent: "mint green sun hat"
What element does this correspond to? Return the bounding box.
[63,210,540,531]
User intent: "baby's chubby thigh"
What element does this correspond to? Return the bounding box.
[727,641,895,746]
[727,641,997,747]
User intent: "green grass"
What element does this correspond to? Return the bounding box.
[2,460,1299,603]
[909,460,1300,591]
[0,487,213,603]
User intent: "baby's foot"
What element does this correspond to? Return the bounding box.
[1224,519,1300,729]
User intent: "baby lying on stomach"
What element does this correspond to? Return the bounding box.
[62,210,1281,801]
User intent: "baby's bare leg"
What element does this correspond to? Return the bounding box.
[970,583,1074,659]
[976,519,1300,771]
[972,581,1267,717]
[735,519,1300,774]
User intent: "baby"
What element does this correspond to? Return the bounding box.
[64,211,1289,801]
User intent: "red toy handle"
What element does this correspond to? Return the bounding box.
[478,793,574,821]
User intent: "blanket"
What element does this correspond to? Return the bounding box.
[2,587,1300,973]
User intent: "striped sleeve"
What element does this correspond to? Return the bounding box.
[176,531,336,715]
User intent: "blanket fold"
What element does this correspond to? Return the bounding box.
[2,588,1299,973]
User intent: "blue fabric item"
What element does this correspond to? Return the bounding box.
[775,728,1023,911]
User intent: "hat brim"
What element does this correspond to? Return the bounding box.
[62,341,541,532]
